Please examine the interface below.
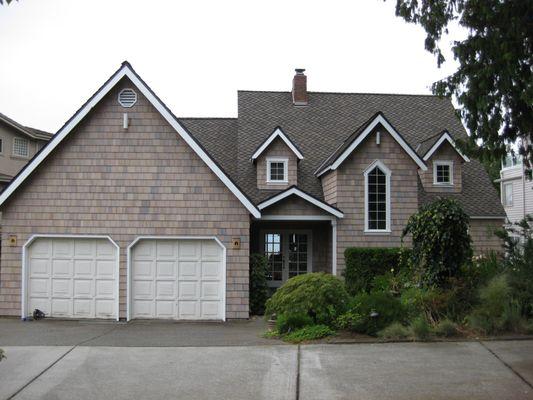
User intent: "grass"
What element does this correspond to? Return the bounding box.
[377,322,410,340]
[283,325,335,343]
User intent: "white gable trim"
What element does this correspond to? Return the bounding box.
[0,63,261,218]
[251,127,304,161]
[317,114,427,177]
[257,187,344,218]
[423,131,470,162]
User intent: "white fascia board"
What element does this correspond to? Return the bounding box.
[423,131,470,162]
[0,64,261,218]
[251,127,304,161]
[330,114,427,172]
[257,187,344,218]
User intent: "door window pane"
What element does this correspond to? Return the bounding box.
[264,233,282,281]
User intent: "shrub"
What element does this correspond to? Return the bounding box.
[283,325,335,343]
[275,312,314,334]
[466,274,524,334]
[344,248,411,294]
[410,317,431,340]
[378,322,410,340]
[434,319,458,337]
[0,348,4,362]
[402,198,473,286]
[264,273,349,325]
[400,287,451,324]
[337,291,405,336]
[249,254,270,315]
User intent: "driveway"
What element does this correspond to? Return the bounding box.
[0,319,532,399]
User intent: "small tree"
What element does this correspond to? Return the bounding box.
[249,254,269,315]
[402,198,473,285]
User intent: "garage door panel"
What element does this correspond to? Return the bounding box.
[156,261,175,279]
[133,260,153,279]
[74,260,94,277]
[73,280,93,297]
[29,278,49,297]
[201,301,220,318]
[132,280,153,299]
[96,260,115,279]
[179,261,200,279]
[201,261,221,280]
[73,299,93,317]
[52,260,72,278]
[27,237,118,319]
[53,240,73,258]
[52,279,72,297]
[179,281,199,299]
[51,298,71,316]
[131,239,224,320]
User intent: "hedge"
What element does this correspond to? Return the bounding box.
[344,247,411,295]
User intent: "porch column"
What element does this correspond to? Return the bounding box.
[331,219,337,276]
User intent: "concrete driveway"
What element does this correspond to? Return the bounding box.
[0,319,532,399]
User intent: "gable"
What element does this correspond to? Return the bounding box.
[251,127,303,161]
[0,79,253,223]
[0,62,260,218]
[422,131,470,162]
[315,113,427,177]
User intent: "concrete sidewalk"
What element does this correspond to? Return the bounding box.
[0,317,279,347]
[0,341,532,400]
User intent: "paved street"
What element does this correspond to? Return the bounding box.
[0,319,532,399]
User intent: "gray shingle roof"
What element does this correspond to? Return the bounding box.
[179,90,505,217]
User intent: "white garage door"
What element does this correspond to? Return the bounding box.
[26,237,118,319]
[130,239,224,320]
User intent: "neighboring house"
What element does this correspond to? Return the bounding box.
[0,62,505,321]
[498,154,533,224]
[0,113,52,190]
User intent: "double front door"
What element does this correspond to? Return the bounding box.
[262,230,312,288]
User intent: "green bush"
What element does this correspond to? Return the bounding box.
[276,312,314,334]
[400,287,451,324]
[249,254,270,315]
[283,325,335,343]
[265,273,349,325]
[434,319,458,337]
[344,247,411,294]
[402,198,473,286]
[466,274,524,334]
[378,322,410,340]
[337,291,405,336]
[410,316,431,340]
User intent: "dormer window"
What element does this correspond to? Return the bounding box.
[267,158,288,183]
[434,161,453,185]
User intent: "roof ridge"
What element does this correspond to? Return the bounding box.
[238,90,446,98]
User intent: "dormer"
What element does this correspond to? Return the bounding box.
[418,131,469,193]
[251,127,303,190]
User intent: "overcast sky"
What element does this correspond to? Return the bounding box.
[0,0,462,133]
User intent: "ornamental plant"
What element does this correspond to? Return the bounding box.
[402,198,473,286]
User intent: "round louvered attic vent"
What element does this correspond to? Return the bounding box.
[118,88,137,108]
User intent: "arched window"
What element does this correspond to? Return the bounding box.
[364,160,391,232]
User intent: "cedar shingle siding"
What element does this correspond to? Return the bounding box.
[0,78,251,319]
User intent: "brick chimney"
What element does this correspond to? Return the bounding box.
[292,68,308,106]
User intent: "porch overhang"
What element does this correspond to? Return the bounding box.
[256,186,344,219]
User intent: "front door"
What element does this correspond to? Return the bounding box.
[262,230,312,288]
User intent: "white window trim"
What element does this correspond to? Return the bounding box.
[12,136,29,158]
[364,159,391,234]
[266,157,289,184]
[502,182,513,207]
[433,160,454,185]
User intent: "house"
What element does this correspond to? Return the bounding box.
[0,62,505,321]
[499,154,533,225]
[0,113,52,190]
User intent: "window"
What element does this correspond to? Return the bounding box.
[503,182,513,207]
[433,161,453,185]
[0,138,3,154]
[267,158,288,183]
[264,233,283,281]
[364,160,391,232]
[502,154,522,169]
[13,137,29,157]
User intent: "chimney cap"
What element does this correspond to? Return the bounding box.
[295,68,306,74]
